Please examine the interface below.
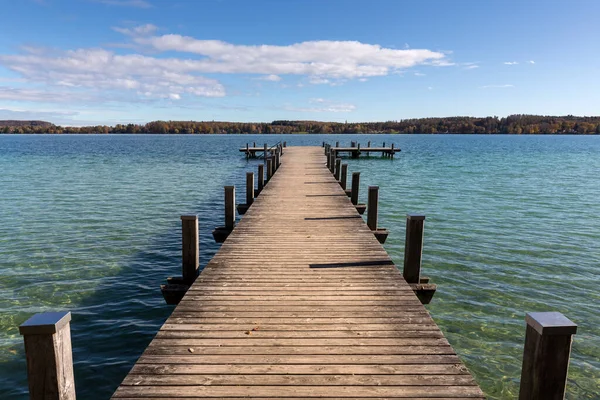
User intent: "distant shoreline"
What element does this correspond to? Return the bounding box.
[2,115,600,135]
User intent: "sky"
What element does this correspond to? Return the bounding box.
[0,0,599,126]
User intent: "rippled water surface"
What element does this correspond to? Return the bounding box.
[1,134,598,399]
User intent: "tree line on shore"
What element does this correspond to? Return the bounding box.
[2,115,600,134]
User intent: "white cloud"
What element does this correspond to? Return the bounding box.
[428,86,433,90]
[255,74,282,82]
[0,25,451,104]
[504,61,519,65]
[528,60,535,64]
[414,72,426,76]
[93,0,152,8]
[112,24,158,36]
[0,48,226,100]
[480,84,514,89]
[134,34,447,79]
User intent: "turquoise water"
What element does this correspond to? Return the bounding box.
[0,134,598,399]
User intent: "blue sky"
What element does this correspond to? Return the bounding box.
[0,0,598,125]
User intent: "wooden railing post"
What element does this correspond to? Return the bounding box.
[367,186,379,231]
[519,312,578,400]
[263,143,268,161]
[266,158,273,181]
[270,155,276,177]
[257,164,264,194]
[351,172,360,205]
[19,312,76,400]
[275,149,280,170]
[340,163,348,189]
[225,185,235,231]
[246,172,254,205]
[180,215,199,284]
[403,214,425,283]
[329,152,335,173]
[326,149,331,169]
[334,158,342,181]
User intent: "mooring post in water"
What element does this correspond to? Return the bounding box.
[270,155,276,177]
[391,143,395,159]
[329,152,336,173]
[283,141,286,148]
[367,141,371,157]
[350,172,366,215]
[336,141,339,147]
[351,172,360,204]
[225,186,235,230]
[367,186,388,244]
[334,158,342,181]
[181,215,199,284]
[19,312,76,400]
[403,214,425,284]
[245,143,249,159]
[367,186,379,231]
[237,172,254,215]
[340,163,348,189]
[257,164,264,195]
[403,214,436,303]
[253,141,256,147]
[519,312,577,400]
[246,172,254,205]
[264,143,268,161]
[266,158,273,181]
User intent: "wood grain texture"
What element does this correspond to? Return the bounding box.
[112,147,483,399]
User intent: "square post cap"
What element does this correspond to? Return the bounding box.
[19,311,71,335]
[526,312,577,336]
[407,214,426,221]
[180,214,198,221]
[368,185,379,190]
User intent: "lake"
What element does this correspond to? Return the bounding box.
[0,134,598,399]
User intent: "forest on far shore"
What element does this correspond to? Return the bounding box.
[1,115,600,134]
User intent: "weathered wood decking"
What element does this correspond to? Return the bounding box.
[112,146,484,399]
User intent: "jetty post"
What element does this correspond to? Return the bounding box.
[367,186,389,243]
[181,215,199,284]
[350,172,366,214]
[275,149,280,170]
[212,186,235,243]
[236,172,254,215]
[367,141,371,156]
[367,186,379,231]
[403,214,436,303]
[266,158,273,182]
[19,311,76,400]
[257,164,264,195]
[326,148,331,169]
[340,163,348,189]
[334,158,342,181]
[225,185,235,231]
[519,312,578,399]
[263,143,268,161]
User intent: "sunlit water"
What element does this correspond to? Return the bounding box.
[0,134,598,399]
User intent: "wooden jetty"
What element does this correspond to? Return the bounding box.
[111,146,483,399]
[17,145,580,400]
[240,141,399,159]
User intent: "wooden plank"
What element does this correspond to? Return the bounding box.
[111,146,482,399]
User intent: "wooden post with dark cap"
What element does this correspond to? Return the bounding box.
[403,214,436,304]
[334,158,341,181]
[519,312,578,400]
[340,163,348,189]
[180,215,199,285]
[326,149,331,169]
[19,311,76,400]
[225,185,235,231]
[246,172,254,205]
[257,164,264,195]
[266,158,273,181]
[351,172,360,205]
[403,214,425,284]
[367,186,379,231]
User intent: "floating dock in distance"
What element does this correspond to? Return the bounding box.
[111,146,483,399]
